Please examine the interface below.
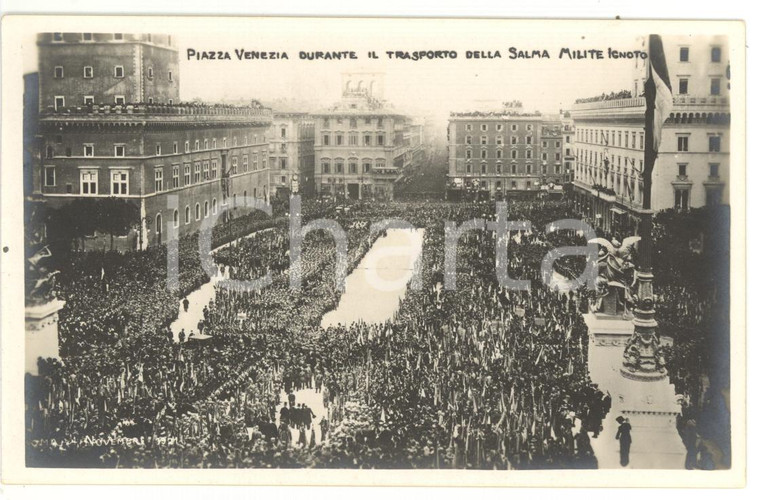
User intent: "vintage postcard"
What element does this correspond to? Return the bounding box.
[0,15,746,487]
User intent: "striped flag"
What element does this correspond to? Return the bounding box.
[646,34,673,157]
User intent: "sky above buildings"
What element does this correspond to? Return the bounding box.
[21,18,709,128]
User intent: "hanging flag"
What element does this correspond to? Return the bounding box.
[645,34,673,157]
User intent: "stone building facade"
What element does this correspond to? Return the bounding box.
[267,112,315,199]
[572,35,730,235]
[34,33,273,248]
[446,105,565,200]
[312,73,422,201]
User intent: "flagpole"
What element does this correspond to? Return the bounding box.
[621,34,668,381]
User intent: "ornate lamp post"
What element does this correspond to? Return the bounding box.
[621,52,669,380]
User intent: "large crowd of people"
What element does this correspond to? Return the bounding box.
[24,198,727,470]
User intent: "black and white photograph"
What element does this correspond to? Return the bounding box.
[0,15,746,487]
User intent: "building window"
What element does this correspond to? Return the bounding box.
[709,163,720,178]
[54,96,65,111]
[465,124,472,132]
[173,209,179,228]
[674,188,690,210]
[496,149,503,159]
[710,78,721,96]
[480,136,487,145]
[83,144,94,157]
[80,170,98,195]
[526,150,533,159]
[496,164,502,174]
[172,165,179,188]
[212,198,217,214]
[173,142,178,154]
[114,65,124,78]
[322,161,330,174]
[54,66,64,79]
[465,136,472,145]
[465,150,472,160]
[212,138,217,149]
[336,133,344,146]
[114,144,125,157]
[480,149,487,159]
[335,160,344,174]
[147,67,153,79]
[679,47,689,62]
[195,203,201,221]
[466,163,472,174]
[511,164,516,174]
[363,160,372,173]
[183,164,191,185]
[322,134,330,146]
[201,161,208,179]
[480,163,487,174]
[44,166,56,187]
[496,136,503,146]
[184,141,190,153]
[526,136,533,145]
[678,78,689,95]
[377,134,385,146]
[481,124,488,132]
[677,136,689,152]
[526,164,532,174]
[53,33,63,42]
[243,155,249,172]
[153,168,164,191]
[349,133,358,146]
[114,95,125,105]
[678,163,687,177]
[511,150,517,159]
[155,144,162,156]
[204,201,209,218]
[708,135,721,152]
[711,47,722,63]
[114,33,123,40]
[168,71,173,82]
[511,136,517,145]
[364,134,372,146]
[496,124,503,132]
[185,206,191,224]
[542,152,548,161]
[111,170,128,195]
[194,163,201,182]
[349,159,357,174]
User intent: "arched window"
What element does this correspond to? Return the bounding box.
[204,201,209,218]
[173,209,179,228]
[212,198,217,214]
[195,203,201,220]
[185,206,190,224]
[155,213,162,244]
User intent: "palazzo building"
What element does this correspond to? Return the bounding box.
[446,101,567,200]
[267,112,315,199]
[571,35,730,235]
[312,72,423,201]
[33,32,273,248]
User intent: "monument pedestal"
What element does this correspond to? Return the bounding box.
[25,299,65,376]
[583,312,686,468]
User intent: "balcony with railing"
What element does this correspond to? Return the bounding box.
[41,102,273,125]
